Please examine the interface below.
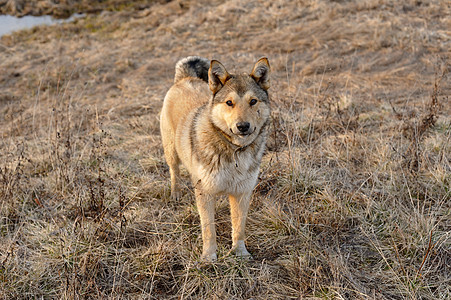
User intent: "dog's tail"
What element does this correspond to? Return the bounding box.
[174,56,210,84]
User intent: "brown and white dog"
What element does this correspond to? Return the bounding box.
[160,56,271,261]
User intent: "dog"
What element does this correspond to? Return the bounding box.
[160,56,271,261]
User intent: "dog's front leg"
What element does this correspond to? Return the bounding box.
[229,192,252,258]
[195,188,217,261]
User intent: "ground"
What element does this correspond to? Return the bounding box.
[0,0,450,299]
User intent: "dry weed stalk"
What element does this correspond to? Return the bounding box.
[393,60,449,174]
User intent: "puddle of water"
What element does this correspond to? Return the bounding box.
[0,13,84,37]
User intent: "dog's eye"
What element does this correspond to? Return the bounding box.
[226,100,233,106]
[250,99,258,106]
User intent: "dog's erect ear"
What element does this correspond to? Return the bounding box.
[209,60,230,94]
[250,57,270,90]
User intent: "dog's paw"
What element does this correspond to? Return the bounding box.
[231,241,252,259]
[170,190,182,201]
[200,252,217,262]
[233,248,252,259]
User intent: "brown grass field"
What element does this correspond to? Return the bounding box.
[0,0,450,299]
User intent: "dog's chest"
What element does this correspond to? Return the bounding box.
[195,149,260,195]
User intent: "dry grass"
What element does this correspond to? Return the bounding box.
[0,0,161,17]
[1,0,450,299]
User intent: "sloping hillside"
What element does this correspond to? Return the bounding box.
[0,0,450,298]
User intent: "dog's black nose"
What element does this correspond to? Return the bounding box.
[236,122,250,133]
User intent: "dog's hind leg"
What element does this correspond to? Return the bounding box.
[229,192,252,258]
[161,133,182,201]
[168,159,181,201]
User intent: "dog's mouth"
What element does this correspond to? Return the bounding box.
[230,127,256,137]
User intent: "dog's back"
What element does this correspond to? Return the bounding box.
[160,56,213,201]
[161,57,210,137]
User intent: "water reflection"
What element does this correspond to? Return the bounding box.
[0,14,83,37]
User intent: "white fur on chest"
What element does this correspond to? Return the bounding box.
[194,150,260,196]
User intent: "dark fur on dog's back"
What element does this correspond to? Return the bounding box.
[174,56,210,83]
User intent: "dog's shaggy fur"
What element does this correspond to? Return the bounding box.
[160,56,271,261]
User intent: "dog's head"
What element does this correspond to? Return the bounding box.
[208,58,271,147]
